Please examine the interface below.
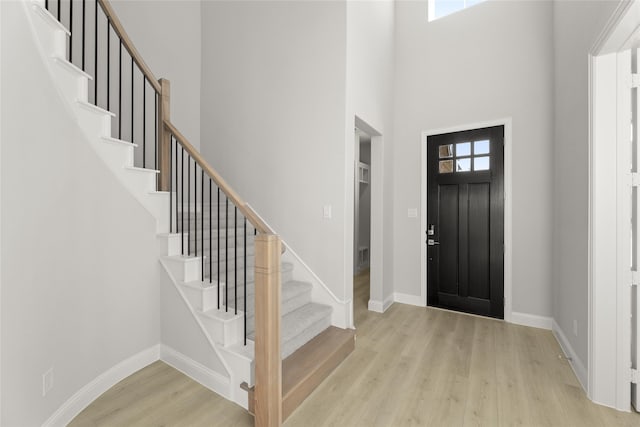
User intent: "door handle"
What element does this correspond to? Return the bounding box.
[427,239,440,246]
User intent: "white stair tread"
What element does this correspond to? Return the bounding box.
[199,306,243,322]
[51,56,93,79]
[102,136,138,148]
[76,100,115,117]
[125,166,159,174]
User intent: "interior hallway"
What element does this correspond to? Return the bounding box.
[70,270,640,426]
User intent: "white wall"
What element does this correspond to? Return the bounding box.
[393,0,554,317]
[200,1,349,300]
[1,2,160,424]
[553,0,621,380]
[345,0,395,306]
[111,0,202,149]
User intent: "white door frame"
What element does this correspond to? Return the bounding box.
[420,118,513,322]
[347,116,385,316]
[589,0,639,411]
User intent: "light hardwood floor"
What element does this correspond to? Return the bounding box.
[70,270,640,426]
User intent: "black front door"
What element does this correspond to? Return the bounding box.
[427,126,504,319]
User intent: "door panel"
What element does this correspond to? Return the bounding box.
[427,126,504,319]
[468,183,490,300]
[438,185,459,295]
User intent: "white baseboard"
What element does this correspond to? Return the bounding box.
[510,311,553,330]
[394,292,425,307]
[42,345,160,427]
[368,294,394,313]
[552,320,588,392]
[160,344,230,400]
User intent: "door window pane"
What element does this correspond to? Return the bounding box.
[456,142,471,157]
[456,158,471,172]
[474,156,490,171]
[439,144,453,158]
[474,140,490,155]
[439,160,454,173]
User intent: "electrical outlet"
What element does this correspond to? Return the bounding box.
[42,368,53,396]
[573,320,578,337]
[323,205,332,219]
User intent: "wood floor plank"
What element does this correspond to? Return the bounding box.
[70,270,640,426]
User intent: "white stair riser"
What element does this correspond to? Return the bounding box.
[74,104,112,137]
[197,312,244,347]
[123,169,157,195]
[157,234,182,257]
[94,141,134,169]
[163,257,201,283]
[31,5,67,58]
[50,59,89,103]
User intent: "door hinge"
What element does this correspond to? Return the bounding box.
[633,270,640,287]
[633,73,640,88]
[632,172,640,187]
[632,368,639,384]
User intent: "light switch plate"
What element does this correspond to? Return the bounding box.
[323,205,332,219]
[408,208,418,218]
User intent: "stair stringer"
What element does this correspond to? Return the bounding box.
[25,0,169,233]
[157,252,251,409]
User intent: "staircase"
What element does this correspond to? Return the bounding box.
[23,0,355,425]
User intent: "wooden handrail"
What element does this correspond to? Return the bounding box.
[97,0,161,93]
[163,120,272,235]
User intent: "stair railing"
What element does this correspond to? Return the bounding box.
[43,0,283,425]
[45,0,165,171]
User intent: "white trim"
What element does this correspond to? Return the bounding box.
[421,118,513,321]
[42,345,160,427]
[160,344,230,399]
[368,294,394,313]
[615,50,632,411]
[511,312,552,330]
[553,320,588,393]
[394,292,424,307]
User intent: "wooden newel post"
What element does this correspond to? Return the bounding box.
[255,234,282,427]
[158,78,171,191]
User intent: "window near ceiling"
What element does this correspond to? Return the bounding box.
[428,0,486,21]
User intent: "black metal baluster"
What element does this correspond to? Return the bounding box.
[209,180,212,285]
[154,94,158,170]
[181,147,185,255]
[175,135,178,234]
[106,21,109,110]
[217,188,220,310]
[195,161,198,264]
[244,217,247,345]
[118,41,122,138]
[57,0,60,21]
[93,1,97,104]
[131,56,134,143]
[69,0,73,63]
[225,197,229,312]
[234,207,237,315]
[188,156,191,256]
[46,0,49,12]
[201,170,204,281]
[169,136,173,233]
[142,78,146,168]
[82,0,85,71]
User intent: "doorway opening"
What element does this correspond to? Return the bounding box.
[354,129,372,320]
